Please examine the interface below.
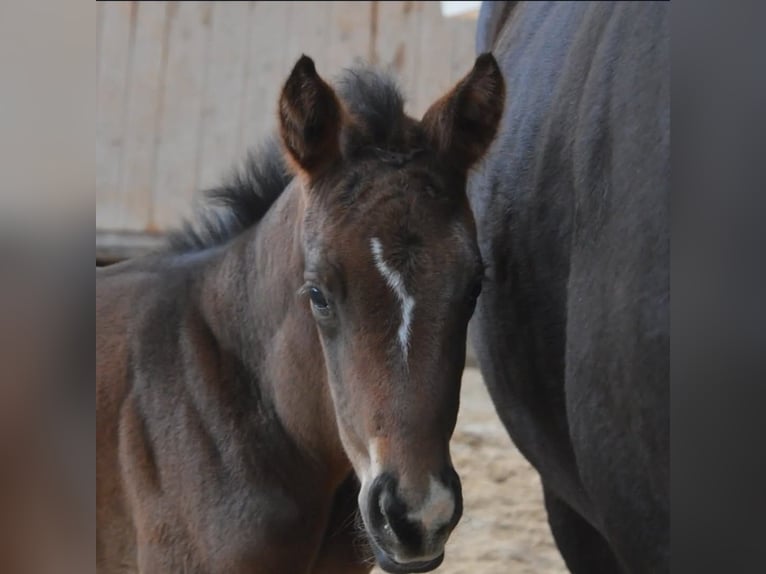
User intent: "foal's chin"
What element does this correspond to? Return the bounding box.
[368,538,445,574]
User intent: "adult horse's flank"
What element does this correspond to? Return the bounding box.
[471,2,669,573]
[97,55,504,573]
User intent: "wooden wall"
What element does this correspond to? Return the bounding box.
[97,1,478,244]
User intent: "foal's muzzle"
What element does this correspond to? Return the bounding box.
[365,469,462,573]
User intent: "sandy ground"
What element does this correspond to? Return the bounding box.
[373,367,567,574]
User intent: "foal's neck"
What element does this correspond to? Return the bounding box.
[198,181,350,488]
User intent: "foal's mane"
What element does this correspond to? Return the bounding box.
[166,64,408,253]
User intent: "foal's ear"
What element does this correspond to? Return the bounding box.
[278,55,343,179]
[421,53,504,172]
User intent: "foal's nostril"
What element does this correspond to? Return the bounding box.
[369,473,423,551]
[367,475,387,531]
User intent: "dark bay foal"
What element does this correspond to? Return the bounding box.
[97,54,504,573]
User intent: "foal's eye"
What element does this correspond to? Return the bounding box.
[308,286,329,309]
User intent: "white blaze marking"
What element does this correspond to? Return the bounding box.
[359,438,384,496]
[359,438,385,534]
[367,438,383,479]
[370,237,415,362]
[407,476,456,533]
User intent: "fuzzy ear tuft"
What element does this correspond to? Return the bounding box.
[278,55,343,179]
[421,53,505,172]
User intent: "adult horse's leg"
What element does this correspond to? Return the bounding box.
[311,475,372,574]
[542,486,623,574]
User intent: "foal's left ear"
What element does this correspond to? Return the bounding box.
[421,53,505,172]
[278,55,343,179]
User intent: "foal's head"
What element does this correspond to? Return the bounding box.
[278,55,503,572]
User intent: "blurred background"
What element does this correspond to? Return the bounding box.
[96,1,480,264]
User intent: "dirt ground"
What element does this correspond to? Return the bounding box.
[373,367,567,574]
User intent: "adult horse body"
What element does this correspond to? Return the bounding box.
[471,3,668,573]
[97,56,504,573]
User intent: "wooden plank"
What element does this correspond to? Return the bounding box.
[97,2,104,83]
[448,13,477,85]
[412,1,453,117]
[326,1,374,73]
[197,1,251,191]
[117,1,167,231]
[96,0,469,235]
[238,1,290,156]
[284,1,332,72]
[96,1,134,230]
[153,1,212,230]
[373,1,424,117]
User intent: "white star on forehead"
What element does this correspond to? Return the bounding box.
[370,237,415,363]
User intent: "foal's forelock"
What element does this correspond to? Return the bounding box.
[369,147,426,167]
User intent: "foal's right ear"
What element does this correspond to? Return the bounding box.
[421,53,504,173]
[278,55,343,180]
